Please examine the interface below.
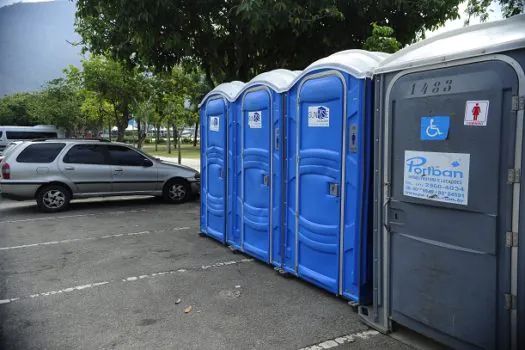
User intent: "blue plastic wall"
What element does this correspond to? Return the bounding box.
[200,96,235,244]
[231,86,284,266]
[283,69,373,302]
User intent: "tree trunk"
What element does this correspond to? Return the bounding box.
[167,124,172,154]
[116,118,127,142]
[137,121,147,149]
[155,125,160,152]
[177,126,182,164]
[193,122,199,147]
[203,64,215,89]
[137,121,141,147]
[173,124,179,149]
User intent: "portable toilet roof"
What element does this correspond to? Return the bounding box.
[199,81,245,107]
[376,14,525,74]
[293,49,390,81]
[240,69,301,94]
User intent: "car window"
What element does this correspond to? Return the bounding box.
[16,143,66,163]
[63,144,108,165]
[108,145,147,166]
[3,142,23,156]
[6,131,58,140]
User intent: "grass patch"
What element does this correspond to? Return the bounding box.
[141,144,200,159]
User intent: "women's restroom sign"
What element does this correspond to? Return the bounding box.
[464,100,489,126]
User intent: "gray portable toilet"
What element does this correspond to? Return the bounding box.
[359,15,525,350]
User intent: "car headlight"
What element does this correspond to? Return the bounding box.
[188,173,200,182]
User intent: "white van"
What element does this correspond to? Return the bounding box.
[0,125,64,152]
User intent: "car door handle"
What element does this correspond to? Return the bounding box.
[114,168,123,172]
[64,166,75,171]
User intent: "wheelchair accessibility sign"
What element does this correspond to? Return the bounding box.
[420,116,450,141]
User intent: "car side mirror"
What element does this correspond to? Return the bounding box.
[143,159,154,167]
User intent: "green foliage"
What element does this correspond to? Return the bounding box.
[73,0,465,83]
[363,23,401,53]
[66,56,147,141]
[0,92,39,125]
[466,0,524,24]
[33,78,85,133]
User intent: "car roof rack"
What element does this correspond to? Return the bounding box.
[31,138,112,142]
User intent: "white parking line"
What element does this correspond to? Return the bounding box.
[0,226,191,251]
[29,282,111,299]
[298,330,380,350]
[0,209,147,224]
[0,258,253,305]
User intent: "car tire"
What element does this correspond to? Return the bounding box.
[36,184,71,213]
[163,179,190,204]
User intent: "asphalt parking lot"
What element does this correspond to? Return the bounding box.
[0,196,410,350]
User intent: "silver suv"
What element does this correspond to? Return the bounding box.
[0,139,200,212]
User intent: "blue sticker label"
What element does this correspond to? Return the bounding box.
[420,116,450,141]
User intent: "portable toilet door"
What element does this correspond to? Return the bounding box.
[231,69,300,265]
[283,50,389,301]
[360,15,525,350]
[200,81,245,244]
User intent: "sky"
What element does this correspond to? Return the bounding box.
[425,1,503,38]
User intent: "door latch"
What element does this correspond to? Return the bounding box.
[275,128,280,150]
[263,174,270,186]
[329,183,340,197]
[349,124,358,153]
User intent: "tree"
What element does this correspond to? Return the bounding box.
[80,90,116,137]
[33,78,85,135]
[0,93,39,126]
[363,23,401,53]
[74,0,465,85]
[71,56,146,141]
[466,0,524,23]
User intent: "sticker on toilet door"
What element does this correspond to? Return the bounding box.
[404,150,470,206]
[308,106,330,127]
[464,100,489,126]
[248,111,262,129]
[209,116,220,132]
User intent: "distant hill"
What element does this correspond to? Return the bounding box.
[0,1,82,96]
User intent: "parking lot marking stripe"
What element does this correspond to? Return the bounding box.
[28,281,110,299]
[297,330,380,350]
[201,258,254,270]
[0,258,253,305]
[122,259,254,282]
[0,227,191,251]
[0,298,20,304]
[0,209,147,224]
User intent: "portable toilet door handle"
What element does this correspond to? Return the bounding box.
[329,183,340,197]
[220,167,224,178]
[263,174,270,186]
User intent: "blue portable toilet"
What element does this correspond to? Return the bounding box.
[200,81,245,244]
[360,15,525,350]
[230,69,300,266]
[282,50,389,303]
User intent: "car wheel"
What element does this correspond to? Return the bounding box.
[163,179,190,204]
[36,184,71,213]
